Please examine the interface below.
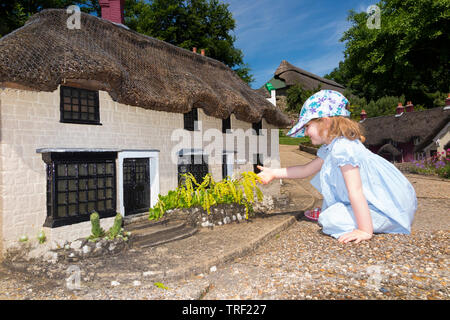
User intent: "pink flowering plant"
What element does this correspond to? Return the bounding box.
[412,149,450,179]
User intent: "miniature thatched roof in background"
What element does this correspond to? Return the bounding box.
[274,60,345,92]
[0,9,290,127]
[360,107,450,151]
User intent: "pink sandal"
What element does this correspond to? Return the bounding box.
[304,207,321,221]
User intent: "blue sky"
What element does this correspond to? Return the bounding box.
[224,0,375,89]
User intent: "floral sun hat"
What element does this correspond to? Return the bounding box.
[286,90,351,138]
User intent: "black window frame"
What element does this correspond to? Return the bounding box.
[222,116,231,134]
[177,152,209,187]
[253,153,263,174]
[222,154,228,179]
[252,120,262,136]
[60,85,101,125]
[184,108,198,131]
[42,152,117,228]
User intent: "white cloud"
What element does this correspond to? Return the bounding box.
[223,0,371,88]
[293,51,344,77]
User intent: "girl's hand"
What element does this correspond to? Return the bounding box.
[338,229,373,244]
[256,165,276,184]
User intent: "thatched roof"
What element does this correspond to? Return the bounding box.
[0,9,290,127]
[360,107,450,151]
[274,60,345,92]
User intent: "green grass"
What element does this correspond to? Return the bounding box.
[279,136,309,145]
[278,129,311,145]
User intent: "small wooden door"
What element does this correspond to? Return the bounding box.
[123,158,150,216]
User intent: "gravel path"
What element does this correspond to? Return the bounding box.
[200,220,448,300]
[0,147,448,300]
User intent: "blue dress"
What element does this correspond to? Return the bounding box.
[310,137,417,238]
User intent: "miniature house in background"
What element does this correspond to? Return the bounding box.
[258,60,346,113]
[359,97,450,162]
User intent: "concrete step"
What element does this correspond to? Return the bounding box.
[125,219,198,249]
[122,212,157,226]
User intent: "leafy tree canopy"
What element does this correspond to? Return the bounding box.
[285,84,322,114]
[126,0,253,83]
[325,0,449,108]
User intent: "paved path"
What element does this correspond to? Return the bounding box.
[0,145,448,300]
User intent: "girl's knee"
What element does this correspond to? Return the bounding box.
[318,203,357,237]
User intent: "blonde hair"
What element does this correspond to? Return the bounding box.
[310,116,366,143]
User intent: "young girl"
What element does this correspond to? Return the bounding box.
[257,90,417,244]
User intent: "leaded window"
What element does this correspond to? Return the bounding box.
[222,116,231,133]
[222,154,228,179]
[184,108,198,131]
[252,120,262,135]
[178,153,209,186]
[42,152,117,228]
[60,86,100,125]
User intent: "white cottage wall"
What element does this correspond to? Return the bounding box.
[0,86,281,256]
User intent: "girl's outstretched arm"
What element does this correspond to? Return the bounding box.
[257,157,324,185]
[338,164,373,244]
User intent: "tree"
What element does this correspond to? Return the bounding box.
[325,0,450,108]
[0,1,100,37]
[124,0,254,84]
[285,84,322,114]
[121,0,254,83]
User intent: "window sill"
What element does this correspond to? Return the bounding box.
[60,120,102,125]
[44,210,117,228]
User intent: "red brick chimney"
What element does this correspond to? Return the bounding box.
[192,47,197,53]
[446,93,450,106]
[360,109,367,120]
[99,0,125,24]
[405,101,414,112]
[201,49,205,56]
[396,102,404,114]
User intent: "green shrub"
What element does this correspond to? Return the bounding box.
[37,230,46,244]
[107,213,123,239]
[149,171,264,221]
[88,212,129,241]
[89,212,105,240]
[286,84,322,113]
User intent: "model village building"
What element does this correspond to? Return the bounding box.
[0,7,290,257]
[359,98,450,163]
[258,60,346,112]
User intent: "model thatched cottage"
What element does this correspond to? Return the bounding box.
[258,60,346,111]
[0,8,290,257]
[359,98,450,162]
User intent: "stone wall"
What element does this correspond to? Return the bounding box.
[0,86,282,257]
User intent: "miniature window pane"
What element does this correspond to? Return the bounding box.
[252,120,262,136]
[222,117,231,133]
[46,153,117,228]
[60,86,100,125]
[184,108,198,131]
[178,154,209,187]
